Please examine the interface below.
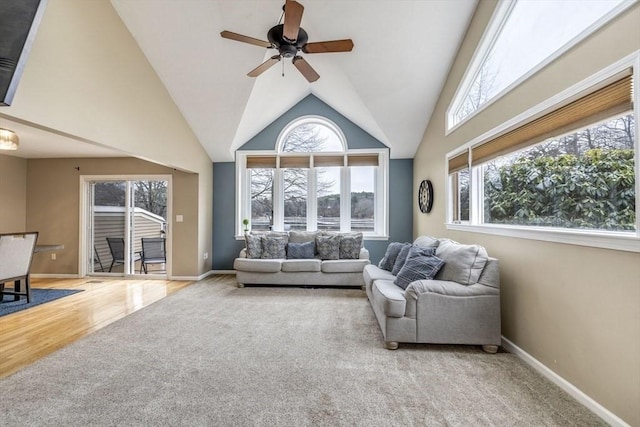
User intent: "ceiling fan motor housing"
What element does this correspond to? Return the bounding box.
[268,24,308,57]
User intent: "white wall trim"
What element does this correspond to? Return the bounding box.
[501,336,631,427]
[170,270,219,282]
[447,223,640,253]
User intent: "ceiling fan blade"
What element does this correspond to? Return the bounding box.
[247,55,281,77]
[303,39,354,54]
[220,30,271,48]
[292,56,319,83]
[283,0,304,42]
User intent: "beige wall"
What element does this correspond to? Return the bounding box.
[1,0,213,277]
[0,154,27,233]
[413,1,640,425]
[26,158,201,277]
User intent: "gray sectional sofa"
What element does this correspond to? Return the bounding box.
[364,236,501,352]
[234,230,370,287]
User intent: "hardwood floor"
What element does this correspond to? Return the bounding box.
[0,277,193,379]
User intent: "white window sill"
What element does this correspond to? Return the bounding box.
[446,223,640,253]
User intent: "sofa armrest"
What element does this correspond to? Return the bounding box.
[406,280,499,298]
[359,247,370,260]
[239,248,247,258]
[404,280,499,319]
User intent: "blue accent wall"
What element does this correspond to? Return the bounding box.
[241,95,387,151]
[212,94,413,270]
[212,162,245,270]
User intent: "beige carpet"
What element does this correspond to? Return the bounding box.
[0,276,605,426]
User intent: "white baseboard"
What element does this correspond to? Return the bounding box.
[170,270,226,281]
[211,270,236,275]
[501,336,630,427]
[31,274,81,279]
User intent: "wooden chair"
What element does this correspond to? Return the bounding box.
[140,237,166,274]
[0,232,39,303]
[106,237,141,273]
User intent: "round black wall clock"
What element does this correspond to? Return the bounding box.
[418,179,434,213]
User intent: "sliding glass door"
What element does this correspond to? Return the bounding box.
[86,178,169,277]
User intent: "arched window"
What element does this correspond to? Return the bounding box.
[278,117,346,153]
[236,116,388,237]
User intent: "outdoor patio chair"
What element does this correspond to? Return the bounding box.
[140,237,166,274]
[106,237,141,273]
[94,246,104,272]
[0,232,39,303]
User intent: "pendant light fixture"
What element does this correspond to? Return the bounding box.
[0,128,19,150]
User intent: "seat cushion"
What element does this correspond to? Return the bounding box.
[321,259,370,273]
[371,280,406,318]
[281,259,322,272]
[234,258,282,273]
[363,264,396,288]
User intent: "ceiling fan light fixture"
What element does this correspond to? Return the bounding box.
[0,128,19,150]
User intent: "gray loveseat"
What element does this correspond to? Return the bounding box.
[364,236,501,353]
[234,230,370,288]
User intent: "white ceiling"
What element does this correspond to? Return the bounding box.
[2,0,478,162]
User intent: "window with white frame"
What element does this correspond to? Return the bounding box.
[237,117,388,237]
[447,0,633,131]
[448,60,638,251]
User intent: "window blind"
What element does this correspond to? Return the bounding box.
[472,71,633,165]
[448,150,469,174]
[279,156,310,168]
[314,155,345,167]
[347,154,379,167]
[246,155,277,168]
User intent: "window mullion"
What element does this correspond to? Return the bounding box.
[341,166,350,232]
[308,167,317,230]
[470,166,482,225]
[273,168,284,231]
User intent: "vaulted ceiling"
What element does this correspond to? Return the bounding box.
[109,0,478,162]
[3,0,478,161]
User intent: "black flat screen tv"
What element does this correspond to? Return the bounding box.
[0,0,48,106]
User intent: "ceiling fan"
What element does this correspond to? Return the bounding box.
[220,0,354,83]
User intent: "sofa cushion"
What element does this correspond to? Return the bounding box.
[261,236,287,259]
[286,241,315,259]
[316,234,340,260]
[378,242,406,271]
[244,233,263,259]
[339,232,363,259]
[413,235,440,249]
[281,259,322,272]
[363,264,397,288]
[288,231,319,244]
[390,243,412,275]
[321,259,370,273]
[394,248,445,290]
[371,280,406,318]
[435,239,489,285]
[234,258,282,273]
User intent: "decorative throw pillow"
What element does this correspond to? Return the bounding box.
[339,232,363,259]
[435,239,489,285]
[286,241,315,259]
[244,233,263,259]
[315,234,340,260]
[394,249,445,290]
[260,236,286,259]
[379,242,406,271]
[391,243,413,276]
